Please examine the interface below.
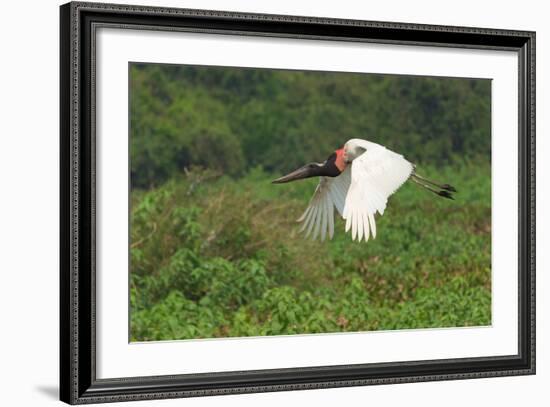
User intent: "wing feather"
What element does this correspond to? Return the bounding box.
[328,197,335,239]
[303,200,315,232]
[342,141,413,242]
[368,212,376,239]
[351,206,357,240]
[299,208,312,232]
[296,140,410,242]
[363,210,370,242]
[304,204,317,237]
[357,206,364,242]
[312,197,322,240]
[297,173,351,241]
[321,197,328,241]
[297,206,311,223]
[328,186,344,216]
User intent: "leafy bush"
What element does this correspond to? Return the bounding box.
[130,64,490,188]
[130,164,491,341]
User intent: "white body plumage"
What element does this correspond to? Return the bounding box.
[297,138,414,242]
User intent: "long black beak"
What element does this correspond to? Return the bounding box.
[272,164,318,184]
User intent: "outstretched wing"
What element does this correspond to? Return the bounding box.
[297,169,351,241]
[343,144,413,242]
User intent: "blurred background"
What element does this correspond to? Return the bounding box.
[129,63,491,341]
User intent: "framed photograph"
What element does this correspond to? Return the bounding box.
[60,1,535,404]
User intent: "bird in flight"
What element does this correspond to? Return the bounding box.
[272,138,456,242]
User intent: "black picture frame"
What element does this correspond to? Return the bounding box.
[60,1,536,404]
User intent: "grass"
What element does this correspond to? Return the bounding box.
[129,161,491,341]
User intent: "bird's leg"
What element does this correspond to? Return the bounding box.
[411,173,457,193]
[410,177,454,200]
[410,176,439,193]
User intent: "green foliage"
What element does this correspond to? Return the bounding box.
[130,164,491,341]
[130,64,491,188]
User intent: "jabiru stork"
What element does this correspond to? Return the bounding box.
[272,138,456,242]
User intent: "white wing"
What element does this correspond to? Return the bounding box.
[343,143,413,242]
[297,169,351,241]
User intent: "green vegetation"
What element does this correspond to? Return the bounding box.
[130,63,491,189]
[129,63,491,341]
[130,165,491,341]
